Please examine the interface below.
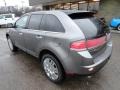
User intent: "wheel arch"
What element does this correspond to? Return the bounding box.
[117,23,120,27]
[39,49,65,74]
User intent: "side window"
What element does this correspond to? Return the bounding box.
[40,15,65,32]
[28,14,43,30]
[5,15,12,18]
[15,15,29,29]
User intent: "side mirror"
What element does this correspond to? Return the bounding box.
[7,23,15,28]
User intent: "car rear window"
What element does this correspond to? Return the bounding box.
[68,12,109,39]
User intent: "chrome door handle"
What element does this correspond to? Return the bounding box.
[19,33,23,35]
[36,35,43,39]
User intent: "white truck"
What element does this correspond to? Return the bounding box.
[0,14,18,27]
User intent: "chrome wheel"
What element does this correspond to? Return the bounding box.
[117,25,120,31]
[8,38,14,51]
[43,58,59,80]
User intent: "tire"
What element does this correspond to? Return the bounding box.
[117,24,120,31]
[7,36,18,52]
[41,54,65,83]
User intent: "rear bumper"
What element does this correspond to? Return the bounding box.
[78,54,111,75]
[67,41,112,75]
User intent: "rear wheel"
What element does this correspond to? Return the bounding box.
[7,36,18,52]
[117,24,120,31]
[41,54,65,83]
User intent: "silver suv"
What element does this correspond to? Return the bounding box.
[6,10,112,83]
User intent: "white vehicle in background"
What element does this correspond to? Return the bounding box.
[0,14,18,27]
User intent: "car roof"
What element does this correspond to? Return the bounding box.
[58,10,93,15]
[28,10,93,15]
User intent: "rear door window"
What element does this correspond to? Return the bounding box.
[28,14,43,30]
[40,15,65,32]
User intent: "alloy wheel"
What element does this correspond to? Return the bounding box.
[43,57,59,80]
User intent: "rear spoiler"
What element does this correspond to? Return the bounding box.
[68,12,95,19]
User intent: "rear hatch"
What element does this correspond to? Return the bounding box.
[67,11,110,58]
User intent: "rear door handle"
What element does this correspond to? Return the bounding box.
[36,35,43,39]
[19,32,23,35]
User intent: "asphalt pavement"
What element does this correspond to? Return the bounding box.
[0,28,120,90]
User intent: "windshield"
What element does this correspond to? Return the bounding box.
[0,15,3,19]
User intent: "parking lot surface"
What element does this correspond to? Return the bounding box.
[0,28,120,90]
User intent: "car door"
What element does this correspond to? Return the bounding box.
[5,14,13,24]
[23,14,65,57]
[13,15,29,50]
[23,14,44,57]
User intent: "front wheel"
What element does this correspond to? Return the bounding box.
[41,54,65,83]
[117,24,120,31]
[7,36,18,52]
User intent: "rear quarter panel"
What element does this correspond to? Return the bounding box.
[35,31,74,72]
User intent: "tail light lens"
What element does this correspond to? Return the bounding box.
[87,36,106,49]
[70,40,87,51]
[70,36,107,51]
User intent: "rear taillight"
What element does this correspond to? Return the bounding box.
[70,40,87,51]
[70,36,107,51]
[87,36,106,49]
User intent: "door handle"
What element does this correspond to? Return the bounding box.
[36,35,43,39]
[19,33,23,35]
